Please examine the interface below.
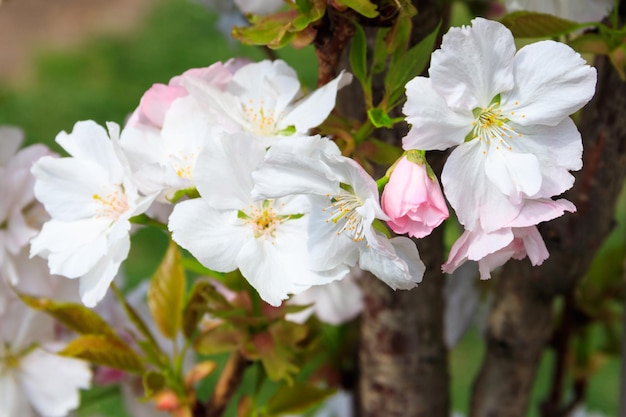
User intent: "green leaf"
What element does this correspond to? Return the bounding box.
[349,23,368,88]
[182,280,232,339]
[393,0,417,17]
[60,335,144,374]
[194,325,242,356]
[291,0,326,31]
[371,28,390,75]
[361,137,404,166]
[266,383,336,415]
[233,12,296,47]
[385,22,440,105]
[19,294,119,339]
[367,108,393,128]
[148,240,186,339]
[252,332,299,383]
[500,11,581,38]
[569,33,610,55]
[111,285,164,366]
[143,371,166,398]
[386,13,412,56]
[334,0,378,18]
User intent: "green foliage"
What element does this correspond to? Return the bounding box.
[232,0,325,49]
[19,294,119,338]
[499,11,581,38]
[349,23,368,92]
[266,383,336,416]
[148,240,186,339]
[367,108,394,128]
[143,371,167,398]
[385,22,440,107]
[60,335,144,374]
[334,0,379,18]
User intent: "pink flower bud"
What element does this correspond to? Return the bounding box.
[382,156,448,238]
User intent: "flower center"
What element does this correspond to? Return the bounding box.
[93,185,129,220]
[242,99,283,136]
[171,150,198,179]
[468,100,523,152]
[238,200,302,241]
[323,189,366,243]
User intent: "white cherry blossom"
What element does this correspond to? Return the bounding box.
[169,132,348,306]
[253,136,424,290]
[402,18,596,234]
[30,121,155,307]
[121,95,225,200]
[182,59,352,146]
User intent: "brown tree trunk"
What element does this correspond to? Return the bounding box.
[358,225,450,417]
[352,1,451,414]
[470,55,626,417]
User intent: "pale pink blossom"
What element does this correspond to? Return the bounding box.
[443,225,550,280]
[382,154,448,238]
[442,198,574,279]
[126,59,246,130]
[0,127,52,288]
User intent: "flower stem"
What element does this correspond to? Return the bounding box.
[204,351,249,417]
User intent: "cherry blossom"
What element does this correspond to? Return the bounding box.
[182,59,352,146]
[253,136,424,290]
[169,132,348,306]
[30,121,155,307]
[381,152,448,238]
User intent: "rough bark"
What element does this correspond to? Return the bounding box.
[359,223,449,417]
[348,1,451,414]
[470,55,626,417]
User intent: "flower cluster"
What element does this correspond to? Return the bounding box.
[28,59,423,310]
[401,17,596,278]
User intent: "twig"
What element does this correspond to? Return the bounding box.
[204,351,249,417]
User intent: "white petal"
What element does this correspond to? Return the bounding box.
[402,77,472,151]
[430,18,516,108]
[32,156,112,220]
[281,71,353,133]
[359,236,422,290]
[0,372,31,417]
[443,140,536,232]
[30,218,111,278]
[55,120,123,180]
[288,273,363,325]
[516,226,549,265]
[307,196,360,271]
[169,199,248,273]
[20,349,91,417]
[484,144,542,203]
[252,137,342,200]
[508,198,575,228]
[78,235,129,307]
[507,118,582,198]
[502,40,597,127]
[194,132,264,209]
